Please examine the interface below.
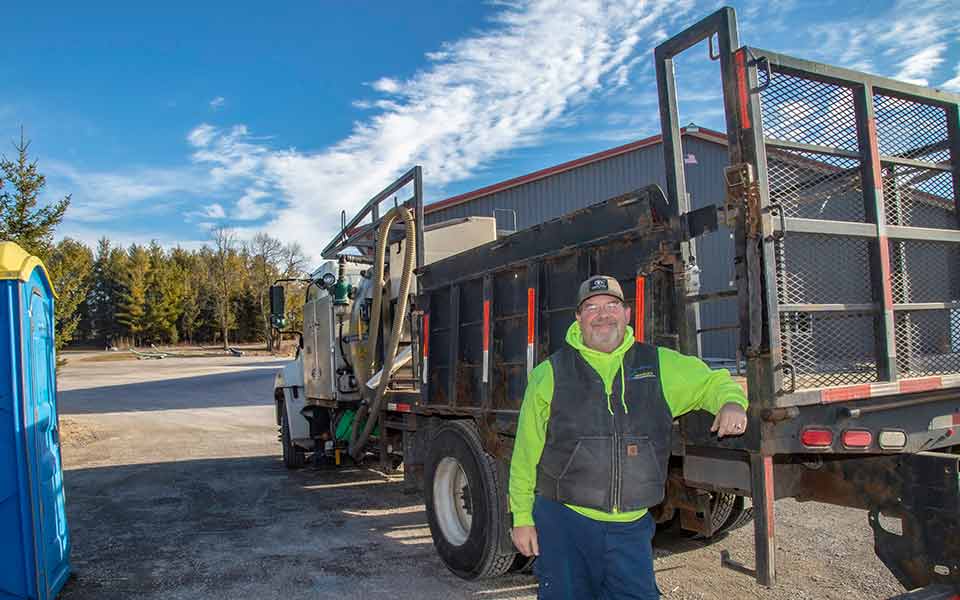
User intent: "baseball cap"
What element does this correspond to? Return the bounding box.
[577,275,625,308]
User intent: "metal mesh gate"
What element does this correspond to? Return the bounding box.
[756,58,960,395]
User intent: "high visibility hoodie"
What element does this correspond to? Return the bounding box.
[508,322,748,527]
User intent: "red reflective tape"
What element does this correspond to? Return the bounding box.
[866,117,883,191]
[821,384,872,404]
[394,403,412,413]
[482,300,490,351]
[900,376,942,394]
[422,314,430,356]
[763,455,775,539]
[735,50,752,130]
[635,276,645,343]
[527,288,535,344]
[878,235,894,308]
[952,414,960,426]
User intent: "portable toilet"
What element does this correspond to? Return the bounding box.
[0,242,70,599]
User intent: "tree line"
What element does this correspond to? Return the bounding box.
[2,131,310,352]
[59,231,308,350]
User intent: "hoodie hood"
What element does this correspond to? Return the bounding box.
[565,321,635,415]
[565,321,635,359]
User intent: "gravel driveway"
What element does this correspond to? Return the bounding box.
[55,355,905,599]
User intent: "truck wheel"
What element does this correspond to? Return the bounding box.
[280,402,306,470]
[717,496,753,534]
[424,420,514,579]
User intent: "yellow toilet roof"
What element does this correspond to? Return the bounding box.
[0,242,56,294]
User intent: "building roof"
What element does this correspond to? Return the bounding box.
[426,126,727,214]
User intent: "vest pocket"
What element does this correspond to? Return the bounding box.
[619,435,666,511]
[555,436,611,510]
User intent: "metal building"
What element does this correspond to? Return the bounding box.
[423,127,740,359]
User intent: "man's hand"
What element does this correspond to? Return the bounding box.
[711,402,748,438]
[511,526,540,557]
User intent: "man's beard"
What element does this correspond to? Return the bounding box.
[586,321,622,349]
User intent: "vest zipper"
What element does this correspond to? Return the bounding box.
[610,391,622,513]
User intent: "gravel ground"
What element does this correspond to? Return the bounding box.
[55,354,907,599]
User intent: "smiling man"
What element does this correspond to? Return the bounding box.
[509,275,748,600]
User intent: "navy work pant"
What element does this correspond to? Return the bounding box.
[532,495,660,600]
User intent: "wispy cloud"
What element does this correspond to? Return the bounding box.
[45,160,209,223]
[45,0,958,260]
[182,0,692,261]
[895,44,946,86]
[807,0,960,82]
[57,221,210,252]
[372,78,401,93]
[203,203,226,219]
[234,188,271,220]
[188,124,270,185]
[942,64,960,92]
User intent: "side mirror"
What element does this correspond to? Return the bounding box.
[269,285,286,329]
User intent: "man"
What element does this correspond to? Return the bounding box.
[509,275,748,599]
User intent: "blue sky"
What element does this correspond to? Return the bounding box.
[3,0,958,260]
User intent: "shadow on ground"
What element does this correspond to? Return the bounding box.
[60,455,726,600]
[58,366,285,415]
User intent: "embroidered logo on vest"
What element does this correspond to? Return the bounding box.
[629,365,657,380]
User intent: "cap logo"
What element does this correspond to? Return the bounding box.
[590,278,608,291]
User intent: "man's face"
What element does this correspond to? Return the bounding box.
[576,294,631,353]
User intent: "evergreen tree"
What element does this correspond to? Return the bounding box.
[90,238,127,346]
[143,242,182,343]
[116,245,149,346]
[171,247,203,344]
[45,238,94,352]
[0,131,70,258]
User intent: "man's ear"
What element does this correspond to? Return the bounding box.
[625,306,632,324]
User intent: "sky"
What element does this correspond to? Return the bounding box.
[2,0,959,262]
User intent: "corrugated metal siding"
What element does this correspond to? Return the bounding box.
[425,143,668,229]
[425,135,739,359]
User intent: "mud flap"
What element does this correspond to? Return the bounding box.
[871,452,960,592]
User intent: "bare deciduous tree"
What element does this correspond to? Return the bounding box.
[211,227,242,349]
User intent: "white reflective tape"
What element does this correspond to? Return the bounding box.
[422,357,429,384]
[869,382,899,397]
[482,350,489,384]
[942,374,960,387]
[526,344,534,375]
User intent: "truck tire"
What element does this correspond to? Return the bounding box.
[424,420,514,579]
[717,497,753,534]
[280,402,306,470]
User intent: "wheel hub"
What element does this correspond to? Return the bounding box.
[434,456,473,546]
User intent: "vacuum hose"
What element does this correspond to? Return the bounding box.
[349,205,416,459]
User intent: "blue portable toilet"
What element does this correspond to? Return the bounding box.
[0,242,70,600]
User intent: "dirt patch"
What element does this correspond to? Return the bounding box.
[59,417,103,448]
[74,353,139,363]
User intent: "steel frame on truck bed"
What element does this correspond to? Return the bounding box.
[657,7,960,591]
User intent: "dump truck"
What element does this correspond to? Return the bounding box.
[269,7,960,595]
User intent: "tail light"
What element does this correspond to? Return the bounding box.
[841,429,872,449]
[801,428,833,448]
